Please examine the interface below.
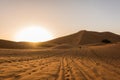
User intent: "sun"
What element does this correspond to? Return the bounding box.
[15,26,54,42]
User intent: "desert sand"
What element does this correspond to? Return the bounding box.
[0,31,120,80]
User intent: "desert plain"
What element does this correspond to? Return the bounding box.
[0,31,120,80]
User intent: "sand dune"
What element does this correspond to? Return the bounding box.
[0,30,120,80]
[44,30,120,46]
[0,30,120,49]
[0,40,37,49]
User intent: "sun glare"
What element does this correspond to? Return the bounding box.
[15,26,54,42]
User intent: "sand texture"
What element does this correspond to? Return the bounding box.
[0,43,120,80]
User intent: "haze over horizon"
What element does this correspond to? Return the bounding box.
[0,0,120,41]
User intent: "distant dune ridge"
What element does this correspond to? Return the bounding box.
[0,40,36,49]
[46,30,120,45]
[0,30,120,49]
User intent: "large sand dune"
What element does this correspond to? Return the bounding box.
[44,30,120,46]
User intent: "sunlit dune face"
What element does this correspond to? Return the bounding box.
[15,26,54,42]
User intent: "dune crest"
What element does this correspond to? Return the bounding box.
[43,30,120,47]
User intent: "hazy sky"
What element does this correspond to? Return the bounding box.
[0,0,120,41]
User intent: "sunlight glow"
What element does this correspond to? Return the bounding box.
[15,26,54,42]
